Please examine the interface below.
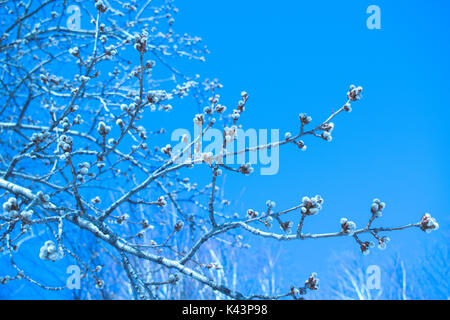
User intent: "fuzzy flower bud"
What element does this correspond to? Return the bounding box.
[340,217,357,235]
[420,213,439,233]
[305,272,319,290]
[300,195,323,216]
[97,121,111,136]
[39,240,64,261]
[370,198,386,218]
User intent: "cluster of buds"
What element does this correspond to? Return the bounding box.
[246,209,258,218]
[1,276,12,285]
[95,0,108,13]
[347,84,363,102]
[115,118,124,130]
[237,98,247,113]
[69,46,79,57]
[17,210,33,222]
[79,75,90,83]
[214,169,223,177]
[172,80,198,98]
[204,78,224,93]
[208,94,220,104]
[370,198,386,218]
[40,73,63,86]
[212,104,227,114]
[201,152,214,166]
[290,286,306,297]
[300,195,323,216]
[60,117,71,131]
[262,216,273,229]
[343,102,352,112]
[420,213,439,233]
[2,197,19,216]
[158,104,173,112]
[205,262,223,270]
[145,60,156,69]
[116,214,129,225]
[266,200,276,209]
[168,274,179,284]
[105,45,117,57]
[340,218,357,235]
[73,114,83,125]
[30,132,48,145]
[140,219,153,229]
[193,113,205,126]
[78,162,90,176]
[294,139,307,151]
[239,163,254,175]
[136,125,147,140]
[95,279,104,289]
[91,196,101,204]
[174,220,184,232]
[58,135,73,154]
[377,236,390,250]
[360,241,375,255]
[36,191,50,204]
[156,196,167,207]
[203,105,212,115]
[159,103,173,113]
[97,121,111,136]
[94,266,102,273]
[241,91,249,102]
[224,126,237,142]
[39,240,64,261]
[280,221,293,234]
[133,31,148,53]
[136,230,146,239]
[230,92,249,123]
[77,163,89,181]
[322,131,332,142]
[161,144,172,156]
[120,103,135,114]
[108,138,116,146]
[203,99,218,115]
[147,90,170,104]
[231,109,240,121]
[321,122,334,142]
[305,272,320,290]
[299,113,312,125]
[181,179,197,191]
[284,132,292,140]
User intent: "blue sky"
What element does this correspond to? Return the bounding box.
[171,0,450,297]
